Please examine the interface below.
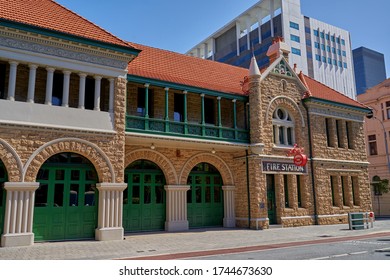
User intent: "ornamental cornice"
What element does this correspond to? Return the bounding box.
[0,27,130,69]
[307,104,364,122]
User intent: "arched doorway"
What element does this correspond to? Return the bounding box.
[187,163,223,227]
[0,161,7,236]
[123,160,166,232]
[33,153,98,241]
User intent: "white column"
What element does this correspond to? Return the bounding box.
[108,78,115,113]
[211,38,216,60]
[196,47,201,58]
[236,21,241,56]
[284,127,288,145]
[94,75,102,111]
[95,183,127,241]
[270,0,275,37]
[45,67,55,105]
[164,185,190,231]
[257,14,262,44]
[7,61,18,101]
[62,70,71,107]
[1,182,39,247]
[203,43,208,59]
[222,185,236,227]
[27,64,38,103]
[78,73,87,109]
[275,125,280,145]
[245,16,251,51]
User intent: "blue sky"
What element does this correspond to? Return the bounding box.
[56,0,389,78]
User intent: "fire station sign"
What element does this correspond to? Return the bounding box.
[262,160,307,174]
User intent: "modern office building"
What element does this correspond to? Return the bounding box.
[353,47,387,95]
[0,0,372,248]
[186,0,356,99]
[357,78,390,216]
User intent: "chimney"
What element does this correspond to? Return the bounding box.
[266,37,290,64]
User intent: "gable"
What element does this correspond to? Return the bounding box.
[260,56,307,93]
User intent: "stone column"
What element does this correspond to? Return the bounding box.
[7,61,18,101]
[45,67,55,105]
[1,182,39,247]
[94,75,102,111]
[95,183,127,241]
[27,64,38,103]
[78,73,87,109]
[62,70,71,107]
[108,78,115,113]
[164,185,190,231]
[222,185,236,227]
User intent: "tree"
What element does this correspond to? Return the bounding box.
[371,175,389,196]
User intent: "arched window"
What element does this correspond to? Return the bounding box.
[272,108,295,146]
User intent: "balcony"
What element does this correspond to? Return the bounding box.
[125,82,250,144]
[126,115,249,143]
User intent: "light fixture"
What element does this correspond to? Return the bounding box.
[211,148,216,154]
[150,143,155,150]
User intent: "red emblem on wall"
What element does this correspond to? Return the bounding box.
[287,144,308,167]
[240,76,249,94]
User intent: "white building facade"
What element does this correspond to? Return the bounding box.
[186,0,356,99]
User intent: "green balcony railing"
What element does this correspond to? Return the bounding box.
[126,115,249,143]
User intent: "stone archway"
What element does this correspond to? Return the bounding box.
[0,138,23,182]
[178,153,234,186]
[23,138,115,183]
[179,153,236,228]
[265,96,305,128]
[124,149,178,185]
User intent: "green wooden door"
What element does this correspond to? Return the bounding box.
[33,153,98,241]
[123,160,166,232]
[0,161,7,236]
[187,163,223,228]
[266,174,277,224]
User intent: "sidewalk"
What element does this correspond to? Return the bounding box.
[1,219,390,260]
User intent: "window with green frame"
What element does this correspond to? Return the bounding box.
[0,161,7,207]
[296,175,302,208]
[284,175,290,208]
[341,176,347,206]
[330,176,337,206]
[351,176,359,206]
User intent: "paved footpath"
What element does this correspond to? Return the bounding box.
[1,219,390,260]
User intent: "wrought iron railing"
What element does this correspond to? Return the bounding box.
[126,115,249,143]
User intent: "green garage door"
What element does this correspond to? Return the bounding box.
[187,163,223,228]
[123,160,166,232]
[33,153,98,241]
[0,161,7,236]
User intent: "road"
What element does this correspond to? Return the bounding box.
[188,235,390,260]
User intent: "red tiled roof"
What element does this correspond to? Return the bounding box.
[127,42,248,95]
[299,73,368,110]
[0,0,135,49]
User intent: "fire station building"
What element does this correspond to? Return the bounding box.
[0,0,372,247]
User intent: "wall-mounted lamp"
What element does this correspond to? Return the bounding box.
[150,143,155,150]
[211,148,216,154]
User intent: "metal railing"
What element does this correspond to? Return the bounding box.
[126,115,250,143]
